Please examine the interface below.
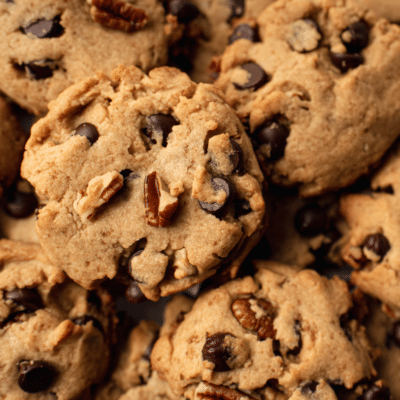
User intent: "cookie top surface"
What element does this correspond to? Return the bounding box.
[355,0,400,22]
[214,0,400,196]
[151,261,375,399]
[0,239,115,400]
[21,65,265,300]
[0,0,168,115]
[340,143,400,311]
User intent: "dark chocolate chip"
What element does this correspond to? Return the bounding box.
[4,289,43,311]
[301,381,318,396]
[4,189,38,219]
[145,114,179,147]
[18,360,54,393]
[229,24,259,45]
[125,280,146,304]
[23,60,55,80]
[198,176,234,214]
[234,62,269,91]
[362,384,391,400]
[330,52,364,73]
[34,204,46,220]
[341,21,369,53]
[229,139,244,174]
[272,339,281,356]
[363,233,391,260]
[168,0,200,23]
[75,123,99,145]
[202,333,232,372]
[71,315,103,333]
[287,320,302,356]
[392,320,400,347]
[22,16,64,39]
[254,119,290,161]
[227,0,244,22]
[294,203,327,238]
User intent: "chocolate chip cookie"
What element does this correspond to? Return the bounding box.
[22,65,266,300]
[151,260,375,400]
[215,0,400,196]
[0,0,168,115]
[0,239,115,399]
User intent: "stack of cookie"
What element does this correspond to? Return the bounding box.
[1,0,400,399]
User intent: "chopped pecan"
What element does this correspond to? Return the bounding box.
[231,297,276,340]
[195,382,256,400]
[90,0,148,32]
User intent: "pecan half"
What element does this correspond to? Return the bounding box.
[195,382,256,400]
[144,171,179,227]
[231,297,276,340]
[90,0,148,32]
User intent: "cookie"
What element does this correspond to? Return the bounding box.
[0,0,169,115]
[0,239,115,399]
[355,0,400,22]
[340,143,400,311]
[0,98,26,200]
[151,260,375,400]
[214,0,400,196]
[21,65,266,300]
[166,0,275,83]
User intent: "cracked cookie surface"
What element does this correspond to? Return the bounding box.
[22,65,266,300]
[0,0,168,115]
[151,261,375,400]
[215,0,400,196]
[0,239,115,400]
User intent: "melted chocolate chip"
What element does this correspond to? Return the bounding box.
[392,320,400,347]
[22,16,64,39]
[4,289,43,311]
[125,280,146,304]
[362,384,391,400]
[363,233,391,260]
[330,52,364,73]
[301,381,318,395]
[71,315,103,333]
[18,360,55,393]
[234,62,269,91]
[198,176,234,215]
[229,24,259,45]
[75,123,99,145]
[168,0,200,23]
[22,59,56,80]
[4,189,38,219]
[341,21,369,53]
[229,139,244,174]
[202,333,232,372]
[145,114,179,147]
[227,0,244,22]
[294,203,327,238]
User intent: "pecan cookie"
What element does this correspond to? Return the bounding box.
[0,239,115,399]
[214,0,400,196]
[151,261,375,400]
[0,0,168,115]
[21,65,266,300]
[340,143,400,311]
[0,98,26,200]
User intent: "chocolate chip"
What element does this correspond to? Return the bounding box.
[22,16,64,39]
[301,381,318,395]
[234,62,269,91]
[198,176,234,215]
[229,139,244,174]
[168,0,200,23]
[362,384,391,400]
[71,315,103,333]
[341,21,369,53]
[235,198,252,218]
[330,52,364,73]
[229,24,259,45]
[75,123,99,145]
[18,360,54,393]
[202,333,232,372]
[254,119,290,161]
[22,59,56,80]
[363,233,391,260]
[125,280,146,304]
[34,204,46,220]
[4,289,43,311]
[294,203,327,237]
[391,320,400,347]
[145,114,179,147]
[4,189,38,219]
[227,0,244,22]
[287,320,302,356]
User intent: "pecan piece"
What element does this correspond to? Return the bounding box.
[144,171,179,227]
[90,0,148,32]
[195,382,256,400]
[231,297,276,340]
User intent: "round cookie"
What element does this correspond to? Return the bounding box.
[0,0,168,115]
[340,143,400,311]
[0,239,115,400]
[214,0,400,196]
[0,98,26,200]
[21,65,266,300]
[151,260,375,400]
